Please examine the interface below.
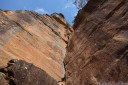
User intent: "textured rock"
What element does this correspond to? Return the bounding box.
[0,10,73,83]
[0,59,58,85]
[65,0,128,85]
[0,72,8,85]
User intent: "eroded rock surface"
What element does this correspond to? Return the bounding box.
[65,0,128,85]
[0,59,58,85]
[0,10,73,83]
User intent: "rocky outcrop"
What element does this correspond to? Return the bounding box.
[65,0,128,85]
[0,10,73,84]
[0,59,58,85]
[1,0,128,85]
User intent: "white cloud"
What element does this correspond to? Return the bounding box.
[35,8,48,14]
[64,1,75,9]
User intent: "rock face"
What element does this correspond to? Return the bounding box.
[1,0,128,85]
[0,59,58,85]
[65,0,128,85]
[0,10,73,83]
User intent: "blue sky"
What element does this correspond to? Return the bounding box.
[0,0,79,24]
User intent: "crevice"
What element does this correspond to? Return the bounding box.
[100,0,108,6]
[58,61,66,85]
[119,23,128,31]
[9,79,16,85]
[121,8,128,17]
[116,44,128,59]
[88,21,103,36]
[105,0,126,19]
[8,71,14,78]
[13,21,33,37]
[0,68,7,73]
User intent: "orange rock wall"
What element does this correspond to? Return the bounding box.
[0,10,73,82]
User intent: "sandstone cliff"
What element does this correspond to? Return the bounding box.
[0,10,73,84]
[0,0,128,85]
[65,0,128,85]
